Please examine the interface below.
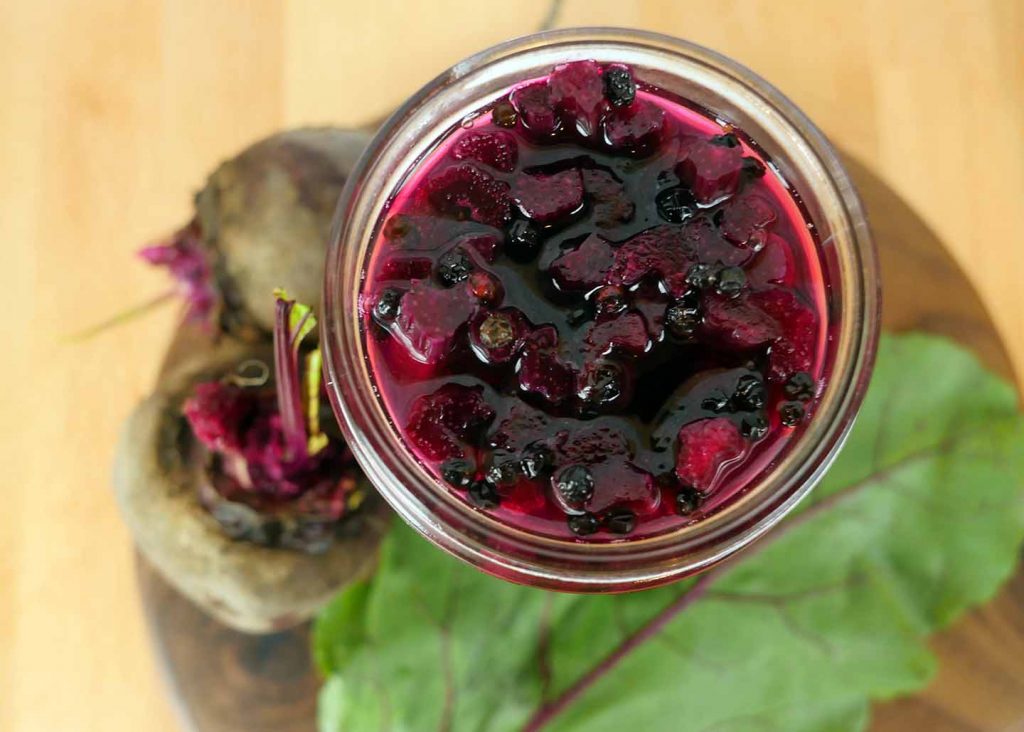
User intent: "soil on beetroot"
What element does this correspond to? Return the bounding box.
[141,128,369,338]
[361,61,828,541]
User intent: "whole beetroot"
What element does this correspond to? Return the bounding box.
[113,129,384,634]
[145,128,370,337]
[113,321,390,633]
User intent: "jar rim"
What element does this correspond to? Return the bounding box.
[322,28,880,592]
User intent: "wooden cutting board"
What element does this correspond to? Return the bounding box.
[136,155,1024,732]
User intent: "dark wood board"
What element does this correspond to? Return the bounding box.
[136,156,1024,732]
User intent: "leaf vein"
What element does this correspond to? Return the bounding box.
[520,441,953,730]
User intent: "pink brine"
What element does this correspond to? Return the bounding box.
[360,60,828,541]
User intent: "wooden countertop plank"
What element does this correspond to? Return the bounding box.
[1,2,1021,731]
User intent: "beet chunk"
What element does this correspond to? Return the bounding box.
[406,384,496,462]
[556,425,631,463]
[675,418,746,492]
[548,60,606,137]
[746,234,793,287]
[517,334,577,405]
[582,169,635,228]
[685,217,750,268]
[607,225,696,297]
[376,256,433,282]
[512,169,585,223]
[603,101,666,156]
[749,288,818,382]
[426,164,512,227]
[553,427,660,516]
[391,280,478,364]
[719,193,777,247]
[678,135,746,204]
[549,233,615,292]
[452,130,519,173]
[587,460,660,515]
[701,292,782,349]
[509,81,559,135]
[487,402,553,455]
[584,311,650,358]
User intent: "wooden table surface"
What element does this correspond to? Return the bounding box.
[1,2,1021,732]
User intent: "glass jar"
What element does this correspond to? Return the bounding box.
[321,28,880,592]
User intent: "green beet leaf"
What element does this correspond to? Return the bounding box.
[314,333,1024,732]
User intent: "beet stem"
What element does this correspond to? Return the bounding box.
[274,295,310,463]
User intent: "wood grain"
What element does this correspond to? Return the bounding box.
[136,558,319,732]
[137,561,319,732]
[1,2,1021,732]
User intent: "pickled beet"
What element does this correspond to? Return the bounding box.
[361,61,828,540]
[518,343,577,405]
[390,280,478,365]
[548,234,615,291]
[719,192,777,246]
[603,101,666,155]
[405,384,495,461]
[512,169,585,223]
[701,292,781,349]
[750,288,819,382]
[510,81,559,135]
[582,169,635,228]
[675,418,747,492]
[548,60,606,136]
[607,225,696,297]
[678,134,747,204]
[583,311,650,357]
[452,130,519,173]
[426,164,512,227]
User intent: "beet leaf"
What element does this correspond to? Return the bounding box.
[314,333,1024,732]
